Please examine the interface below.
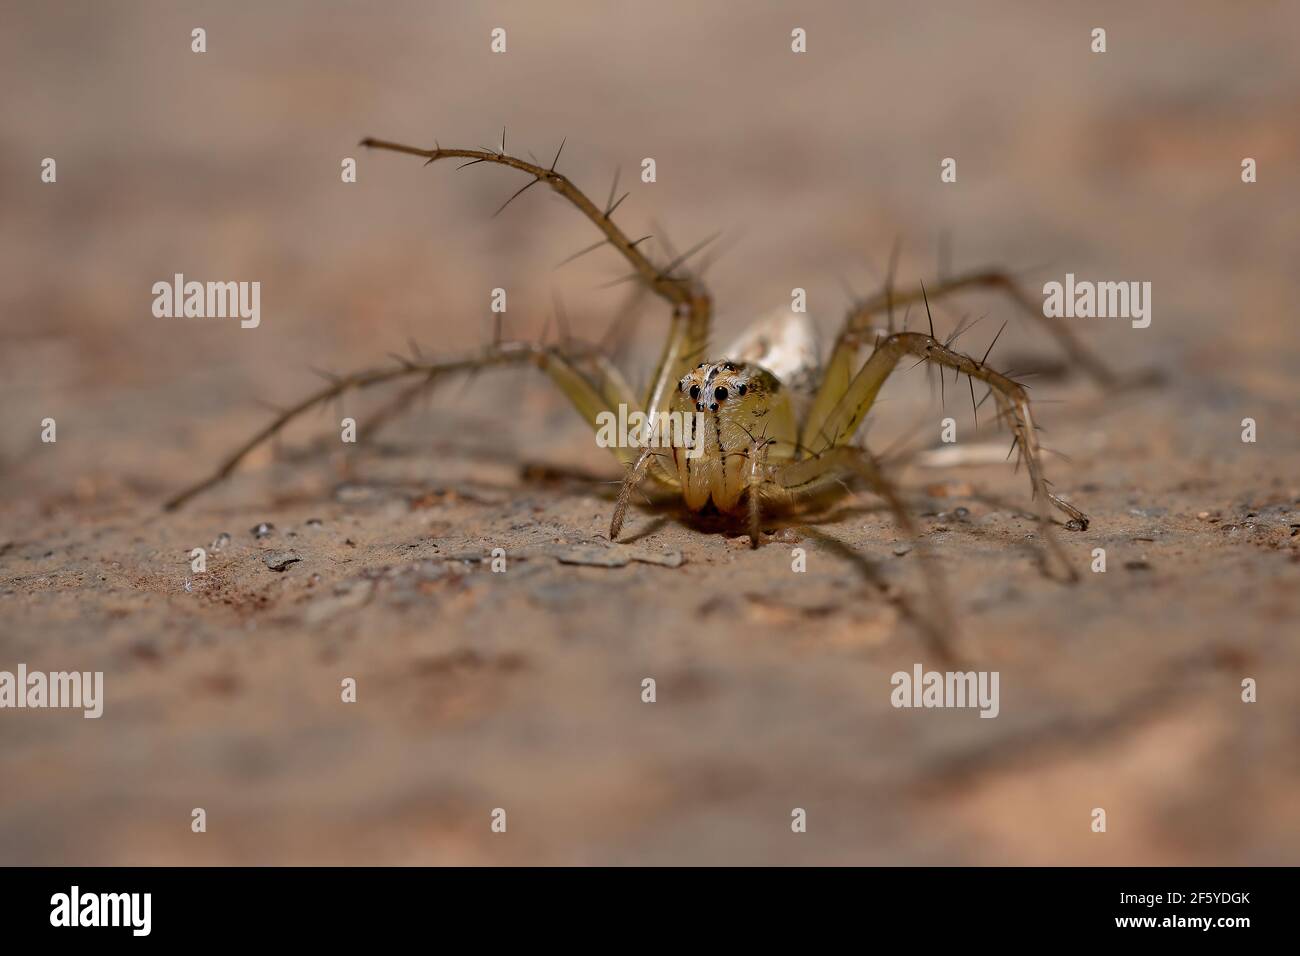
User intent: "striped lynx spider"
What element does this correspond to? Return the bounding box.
[169,134,1130,654]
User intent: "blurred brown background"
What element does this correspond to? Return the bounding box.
[0,1,1297,864]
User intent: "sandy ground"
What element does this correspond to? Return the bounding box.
[1,1,1298,864]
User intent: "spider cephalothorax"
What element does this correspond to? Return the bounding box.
[679,361,766,412]
[670,360,794,513]
[168,132,1125,658]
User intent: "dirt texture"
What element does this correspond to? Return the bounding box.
[1,1,1297,864]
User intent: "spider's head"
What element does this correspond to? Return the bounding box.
[677,361,773,413]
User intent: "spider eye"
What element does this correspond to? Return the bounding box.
[714,386,728,401]
[689,384,700,399]
[738,383,747,396]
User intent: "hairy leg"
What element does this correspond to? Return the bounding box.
[746,436,774,548]
[807,330,1085,580]
[609,445,661,542]
[166,341,641,510]
[361,134,714,512]
[863,269,1119,381]
[361,135,714,401]
[802,267,1150,455]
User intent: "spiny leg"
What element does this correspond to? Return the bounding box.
[379,341,641,453]
[166,340,638,510]
[746,436,774,549]
[809,329,1086,581]
[609,445,661,542]
[175,132,717,510]
[644,308,711,419]
[863,268,1121,384]
[803,266,1143,452]
[360,135,713,379]
[358,291,642,447]
[365,133,713,512]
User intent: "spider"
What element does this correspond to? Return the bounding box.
[167,134,1126,655]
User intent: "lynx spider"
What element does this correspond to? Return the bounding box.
[168,133,1136,657]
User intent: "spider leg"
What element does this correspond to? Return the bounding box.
[746,436,772,548]
[610,445,660,541]
[166,341,644,510]
[608,286,739,540]
[806,331,1085,581]
[361,136,714,406]
[643,306,712,418]
[803,266,1155,452]
[863,267,1118,382]
[176,126,727,512]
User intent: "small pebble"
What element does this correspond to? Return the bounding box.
[263,550,302,572]
[557,544,685,569]
[1128,506,1167,518]
[251,522,275,539]
[211,532,231,552]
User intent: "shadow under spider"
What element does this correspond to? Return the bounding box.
[795,524,960,665]
[599,479,896,544]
